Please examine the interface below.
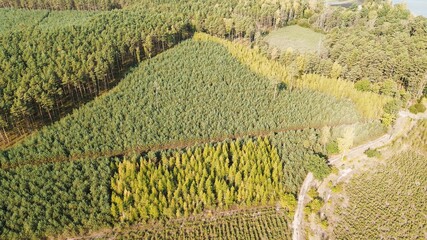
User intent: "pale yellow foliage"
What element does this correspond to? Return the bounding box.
[193,32,391,119]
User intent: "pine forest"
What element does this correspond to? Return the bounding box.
[0,0,426,239]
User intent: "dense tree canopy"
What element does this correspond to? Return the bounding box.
[0,0,121,10]
[0,0,317,142]
[0,40,360,167]
[0,126,340,238]
[0,8,191,141]
[311,2,427,98]
[195,33,391,119]
[0,1,423,239]
[0,158,113,239]
[112,138,289,222]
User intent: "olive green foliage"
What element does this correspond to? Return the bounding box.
[364,148,381,158]
[264,25,325,53]
[0,8,48,32]
[111,138,291,222]
[95,206,291,240]
[0,158,112,239]
[331,183,343,193]
[326,141,339,155]
[380,113,394,127]
[383,99,401,115]
[305,155,331,180]
[409,102,426,114]
[304,187,324,217]
[271,128,331,194]
[0,41,359,166]
[354,79,371,92]
[334,151,427,239]
[314,2,427,98]
[305,197,324,215]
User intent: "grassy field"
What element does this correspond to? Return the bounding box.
[263,25,325,53]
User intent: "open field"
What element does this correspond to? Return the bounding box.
[264,25,325,53]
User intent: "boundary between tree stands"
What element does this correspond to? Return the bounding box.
[70,205,289,239]
[1,120,360,170]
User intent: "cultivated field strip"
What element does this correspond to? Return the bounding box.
[79,206,291,240]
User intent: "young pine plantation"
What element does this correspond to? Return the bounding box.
[333,121,427,239]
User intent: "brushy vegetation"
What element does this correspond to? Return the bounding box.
[364,148,381,158]
[0,158,113,239]
[88,206,291,240]
[409,102,426,114]
[194,33,391,119]
[0,40,360,167]
[264,25,325,53]
[326,141,339,155]
[331,121,386,146]
[334,151,427,239]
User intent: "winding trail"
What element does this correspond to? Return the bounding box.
[292,172,313,240]
[291,110,427,240]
